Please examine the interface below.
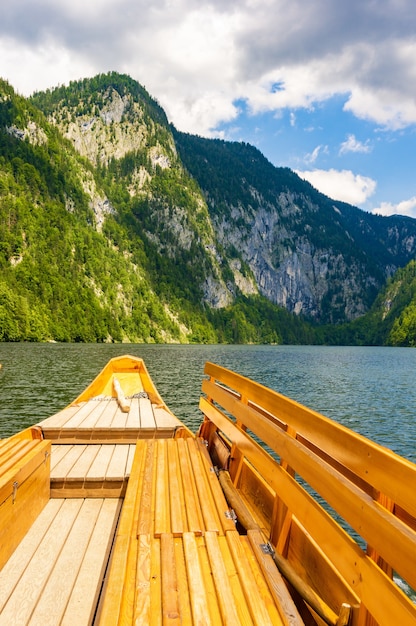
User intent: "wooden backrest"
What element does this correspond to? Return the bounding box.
[199,362,416,626]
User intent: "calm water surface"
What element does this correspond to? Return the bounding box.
[0,343,414,463]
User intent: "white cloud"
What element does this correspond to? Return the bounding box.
[295,168,377,206]
[372,197,416,218]
[1,1,416,135]
[339,134,371,155]
[304,145,328,165]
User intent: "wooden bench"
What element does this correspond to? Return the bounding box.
[0,497,121,625]
[50,443,136,497]
[0,427,51,570]
[38,397,184,443]
[198,362,416,626]
[98,437,303,625]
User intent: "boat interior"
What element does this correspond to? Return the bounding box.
[0,355,415,625]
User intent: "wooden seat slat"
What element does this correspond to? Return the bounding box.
[86,444,116,481]
[161,533,181,625]
[51,444,87,478]
[226,530,282,626]
[61,400,100,429]
[139,397,156,429]
[183,531,213,626]
[126,444,136,475]
[60,498,121,626]
[137,441,156,536]
[0,499,64,613]
[167,439,187,536]
[204,531,242,624]
[77,399,113,429]
[105,443,131,481]
[27,499,105,625]
[50,444,73,470]
[155,440,170,536]
[186,438,222,534]
[125,397,140,428]
[93,401,119,428]
[0,499,83,625]
[38,404,83,430]
[195,437,236,534]
[65,444,101,481]
[176,438,204,535]
[110,405,130,429]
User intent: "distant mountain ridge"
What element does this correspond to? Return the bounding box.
[0,71,415,344]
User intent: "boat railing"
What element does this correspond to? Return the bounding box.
[198,361,416,626]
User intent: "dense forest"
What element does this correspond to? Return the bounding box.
[1,72,416,345]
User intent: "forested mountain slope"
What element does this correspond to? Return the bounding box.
[1,71,416,344]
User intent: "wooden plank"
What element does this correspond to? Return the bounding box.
[161,534,181,625]
[167,439,187,536]
[126,444,136,475]
[173,537,193,625]
[86,445,116,481]
[155,440,170,536]
[51,444,87,478]
[77,399,113,429]
[61,498,121,626]
[126,397,140,428]
[0,499,83,624]
[65,445,101,481]
[153,407,183,430]
[0,499,64,612]
[247,529,304,626]
[37,404,83,429]
[226,530,277,626]
[28,499,105,625]
[204,531,241,625]
[0,440,36,479]
[110,405,129,429]
[94,400,119,428]
[186,438,221,533]
[139,397,156,429]
[216,535,254,625]
[176,438,204,535]
[105,444,130,481]
[196,438,236,534]
[50,444,73,471]
[183,532,213,626]
[134,533,152,625]
[137,441,156,536]
[61,400,100,429]
[98,441,147,625]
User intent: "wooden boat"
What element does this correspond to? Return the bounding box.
[0,354,415,625]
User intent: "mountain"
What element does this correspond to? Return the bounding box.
[1,71,416,344]
[173,131,416,324]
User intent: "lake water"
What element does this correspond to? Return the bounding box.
[0,343,414,463]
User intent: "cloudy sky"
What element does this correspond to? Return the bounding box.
[1,0,415,216]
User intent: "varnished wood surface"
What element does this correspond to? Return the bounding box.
[0,497,121,625]
[38,397,183,442]
[199,361,416,626]
[98,437,301,625]
[50,443,136,497]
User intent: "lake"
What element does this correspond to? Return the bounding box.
[0,343,414,464]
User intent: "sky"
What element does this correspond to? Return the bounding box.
[1,0,416,217]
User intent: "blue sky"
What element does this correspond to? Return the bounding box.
[1,0,415,216]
